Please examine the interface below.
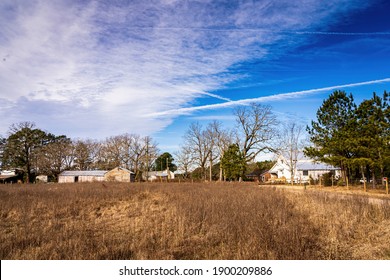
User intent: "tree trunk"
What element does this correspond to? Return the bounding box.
[209,152,212,182]
[26,160,31,184]
[290,166,294,185]
[361,165,366,192]
[371,168,376,189]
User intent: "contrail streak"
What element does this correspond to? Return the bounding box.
[173,86,232,102]
[198,92,232,102]
[146,78,390,117]
[127,26,390,36]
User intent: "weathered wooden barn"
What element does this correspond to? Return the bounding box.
[105,167,135,182]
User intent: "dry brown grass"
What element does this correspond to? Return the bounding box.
[1,182,389,260]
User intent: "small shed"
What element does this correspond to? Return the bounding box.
[144,170,175,181]
[0,170,23,183]
[58,170,107,183]
[259,170,275,183]
[36,175,48,183]
[105,167,135,182]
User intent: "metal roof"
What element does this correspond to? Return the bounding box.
[297,162,339,171]
[60,170,108,177]
[147,171,172,177]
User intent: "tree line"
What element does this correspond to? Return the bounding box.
[0,122,161,182]
[177,90,389,185]
[1,90,389,184]
[0,103,279,183]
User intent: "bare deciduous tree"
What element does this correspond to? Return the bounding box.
[0,136,7,169]
[182,122,213,180]
[140,135,159,181]
[97,134,158,181]
[206,120,233,181]
[234,103,278,163]
[277,122,306,184]
[72,139,100,170]
[99,135,128,169]
[174,145,194,179]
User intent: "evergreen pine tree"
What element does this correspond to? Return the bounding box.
[305,90,357,184]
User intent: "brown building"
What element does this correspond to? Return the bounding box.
[105,167,135,182]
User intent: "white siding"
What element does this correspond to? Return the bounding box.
[58,175,105,183]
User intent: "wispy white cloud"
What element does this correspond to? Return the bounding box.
[0,0,375,137]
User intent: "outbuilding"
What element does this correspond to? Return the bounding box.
[58,167,136,183]
[105,167,135,182]
[143,170,175,181]
[58,170,107,183]
[0,170,23,184]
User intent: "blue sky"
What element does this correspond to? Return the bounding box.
[1,0,390,156]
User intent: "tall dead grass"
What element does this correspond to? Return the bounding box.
[0,182,389,260]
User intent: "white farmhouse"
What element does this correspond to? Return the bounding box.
[269,154,341,183]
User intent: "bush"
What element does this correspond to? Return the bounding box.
[321,172,335,186]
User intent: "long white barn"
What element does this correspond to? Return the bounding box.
[58,170,107,183]
[58,167,135,183]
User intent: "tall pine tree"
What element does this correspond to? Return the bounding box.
[353,92,390,187]
[305,90,357,184]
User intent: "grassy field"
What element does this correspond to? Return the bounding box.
[1,182,390,260]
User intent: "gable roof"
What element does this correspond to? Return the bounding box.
[108,167,134,174]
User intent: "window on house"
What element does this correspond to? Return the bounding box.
[302,170,309,176]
